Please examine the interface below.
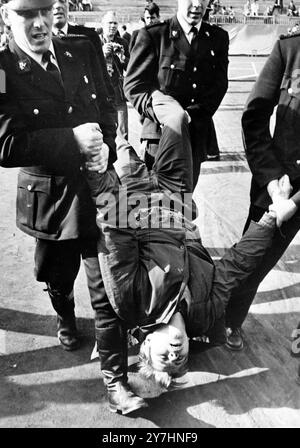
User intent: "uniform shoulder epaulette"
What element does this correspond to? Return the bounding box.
[279,31,300,40]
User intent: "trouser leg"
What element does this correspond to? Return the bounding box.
[206,119,220,158]
[34,239,81,350]
[80,238,112,329]
[225,206,300,328]
[151,91,193,193]
[207,214,276,342]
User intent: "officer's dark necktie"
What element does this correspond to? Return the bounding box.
[190,26,198,56]
[42,50,63,85]
[57,29,65,37]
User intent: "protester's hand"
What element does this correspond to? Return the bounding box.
[269,198,298,227]
[73,123,103,159]
[85,143,109,173]
[102,43,113,58]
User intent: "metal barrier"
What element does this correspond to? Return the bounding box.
[209,13,300,26]
[68,11,300,26]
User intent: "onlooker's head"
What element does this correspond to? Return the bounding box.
[138,314,189,388]
[52,0,68,30]
[144,2,160,26]
[121,24,127,32]
[177,0,210,26]
[0,0,55,54]
[102,10,118,39]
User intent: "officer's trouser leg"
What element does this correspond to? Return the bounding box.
[34,239,81,350]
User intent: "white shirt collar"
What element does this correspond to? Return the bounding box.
[52,23,69,36]
[16,40,58,69]
[176,12,202,37]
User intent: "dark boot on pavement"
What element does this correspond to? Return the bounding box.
[47,285,80,351]
[97,324,148,415]
[225,327,244,351]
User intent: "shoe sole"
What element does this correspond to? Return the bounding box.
[58,337,80,351]
[224,342,244,351]
[109,401,148,415]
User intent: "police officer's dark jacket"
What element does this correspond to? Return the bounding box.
[124,16,229,160]
[0,36,116,240]
[242,33,300,209]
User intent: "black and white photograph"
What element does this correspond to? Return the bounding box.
[0,0,300,431]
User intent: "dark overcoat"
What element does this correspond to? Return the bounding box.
[242,33,300,209]
[0,36,116,241]
[124,16,229,165]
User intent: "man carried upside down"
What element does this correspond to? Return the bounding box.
[84,132,296,415]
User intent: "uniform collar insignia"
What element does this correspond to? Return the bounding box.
[205,31,210,37]
[64,50,73,59]
[170,25,180,40]
[17,57,31,73]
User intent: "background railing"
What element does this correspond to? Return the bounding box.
[209,13,300,25]
[68,11,300,27]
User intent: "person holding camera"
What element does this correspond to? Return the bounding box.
[101,11,130,141]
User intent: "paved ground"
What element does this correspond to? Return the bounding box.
[1,58,300,429]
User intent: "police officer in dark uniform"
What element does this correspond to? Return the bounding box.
[52,0,116,119]
[0,0,116,353]
[224,31,300,353]
[124,0,229,189]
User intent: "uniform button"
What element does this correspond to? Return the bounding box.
[80,166,84,171]
[27,185,32,191]
[191,98,195,103]
[170,64,175,69]
[84,75,89,84]
[68,106,73,114]
[193,66,197,72]
[91,93,97,100]
[288,87,293,95]
[296,160,300,165]
[180,245,185,250]
[192,83,197,89]
[33,109,39,115]
[211,50,215,56]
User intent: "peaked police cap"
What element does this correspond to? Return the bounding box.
[5,0,55,11]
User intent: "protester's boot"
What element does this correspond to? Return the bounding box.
[46,284,79,351]
[96,324,148,415]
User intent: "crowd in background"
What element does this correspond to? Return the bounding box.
[68,0,93,11]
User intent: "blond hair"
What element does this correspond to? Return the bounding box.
[138,340,188,389]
